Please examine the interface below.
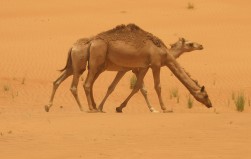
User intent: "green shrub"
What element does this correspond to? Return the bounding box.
[130,74,137,89]
[235,93,245,112]
[170,87,179,98]
[187,95,194,109]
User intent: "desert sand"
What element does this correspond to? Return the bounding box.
[0,0,251,158]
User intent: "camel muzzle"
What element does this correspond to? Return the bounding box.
[199,45,204,50]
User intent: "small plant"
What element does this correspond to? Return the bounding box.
[187,2,195,9]
[234,92,245,112]
[187,95,194,109]
[170,87,179,98]
[3,85,10,92]
[130,74,137,89]
[21,77,26,84]
[248,98,250,107]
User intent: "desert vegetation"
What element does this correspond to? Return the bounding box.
[187,95,194,109]
[187,2,195,9]
[234,92,246,112]
[130,74,137,89]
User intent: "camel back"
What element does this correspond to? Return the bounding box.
[95,24,167,48]
[74,37,94,46]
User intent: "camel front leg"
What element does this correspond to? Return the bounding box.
[132,70,159,113]
[152,67,172,113]
[116,68,149,113]
[98,71,127,112]
[140,81,159,113]
[45,70,71,112]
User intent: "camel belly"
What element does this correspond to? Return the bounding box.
[107,41,150,68]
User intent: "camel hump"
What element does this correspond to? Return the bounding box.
[95,24,167,48]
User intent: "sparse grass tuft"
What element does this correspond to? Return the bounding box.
[21,77,26,85]
[187,95,194,109]
[130,74,137,89]
[170,87,179,98]
[234,92,245,112]
[187,2,195,9]
[3,85,10,92]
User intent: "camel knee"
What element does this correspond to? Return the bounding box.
[154,85,161,93]
[53,81,60,89]
[140,87,148,96]
[132,84,141,93]
[84,83,91,94]
[70,86,77,95]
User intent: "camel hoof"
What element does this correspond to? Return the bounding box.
[116,107,123,113]
[150,108,160,113]
[44,105,50,112]
[79,107,84,112]
[98,109,106,113]
[87,109,99,113]
[163,109,173,113]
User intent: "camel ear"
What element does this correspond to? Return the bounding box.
[179,37,185,43]
[179,38,186,45]
[201,86,205,92]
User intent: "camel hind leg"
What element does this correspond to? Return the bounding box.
[45,69,72,112]
[70,46,88,111]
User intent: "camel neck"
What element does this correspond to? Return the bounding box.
[169,49,183,59]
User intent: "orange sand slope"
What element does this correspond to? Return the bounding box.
[0,0,251,158]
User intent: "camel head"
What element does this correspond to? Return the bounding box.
[194,86,212,108]
[171,38,203,52]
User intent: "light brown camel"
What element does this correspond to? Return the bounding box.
[45,38,91,112]
[44,35,202,112]
[83,24,212,113]
[97,37,204,112]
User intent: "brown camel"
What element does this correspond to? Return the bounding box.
[83,24,212,113]
[45,38,91,112]
[97,37,204,112]
[44,35,204,112]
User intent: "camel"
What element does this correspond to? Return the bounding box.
[44,34,203,112]
[97,37,204,112]
[83,24,212,113]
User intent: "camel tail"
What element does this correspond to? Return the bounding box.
[58,47,72,72]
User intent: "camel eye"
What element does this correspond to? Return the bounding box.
[188,43,194,47]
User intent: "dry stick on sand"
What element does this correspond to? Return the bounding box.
[45,24,212,113]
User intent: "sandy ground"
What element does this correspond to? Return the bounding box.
[0,0,251,158]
